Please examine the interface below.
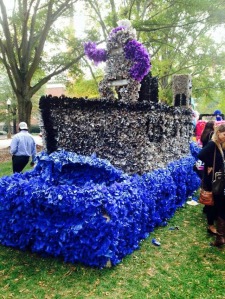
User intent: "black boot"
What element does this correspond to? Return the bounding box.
[211,217,225,247]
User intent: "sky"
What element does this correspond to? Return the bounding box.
[209,26,225,43]
[74,5,86,38]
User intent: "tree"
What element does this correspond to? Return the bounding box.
[81,0,225,110]
[0,68,17,131]
[66,67,104,98]
[0,0,84,127]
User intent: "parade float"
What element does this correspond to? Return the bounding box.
[0,20,200,268]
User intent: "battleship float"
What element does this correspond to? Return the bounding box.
[0,20,200,268]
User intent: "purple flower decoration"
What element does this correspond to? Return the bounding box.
[84,41,107,65]
[109,26,125,39]
[124,40,151,81]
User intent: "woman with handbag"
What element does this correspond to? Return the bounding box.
[199,121,217,234]
[198,124,225,246]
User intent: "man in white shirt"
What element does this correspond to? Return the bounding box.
[10,122,37,173]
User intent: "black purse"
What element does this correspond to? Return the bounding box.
[212,147,225,196]
[212,172,225,195]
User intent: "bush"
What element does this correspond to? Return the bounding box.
[0,131,7,135]
[30,125,40,133]
[2,124,8,132]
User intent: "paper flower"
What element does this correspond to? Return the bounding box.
[84,20,150,101]
[0,147,200,268]
[84,41,107,65]
[124,39,151,81]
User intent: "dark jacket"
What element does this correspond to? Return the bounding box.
[198,141,225,191]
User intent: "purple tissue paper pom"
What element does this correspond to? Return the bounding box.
[124,40,151,81]
[84,41,107,65]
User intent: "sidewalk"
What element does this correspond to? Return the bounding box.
[0,135,43,150]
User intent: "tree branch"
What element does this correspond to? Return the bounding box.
[30,52,85,96]
[0,0,21,85]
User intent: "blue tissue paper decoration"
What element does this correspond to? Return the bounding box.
[0,146,200,268]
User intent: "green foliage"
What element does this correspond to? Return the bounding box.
[67,77,100,98]
[67,67,104,98]
[0,0,85,125]
[30,125,40,134]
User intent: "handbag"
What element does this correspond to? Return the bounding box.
[199,188,214,206]
[212,147,225,196]
[198,146,218,206]
[212,172,225,195]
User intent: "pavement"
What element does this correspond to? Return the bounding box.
[0,135,43,150]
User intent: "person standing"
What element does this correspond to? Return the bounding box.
[199,121,217,234]
[198,124,225,246]
[10,122,37,173]
[200,121,215,147]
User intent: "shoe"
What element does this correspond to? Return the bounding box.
[207,226,218,235]
[210,218,225,247]
[210,238,225,247]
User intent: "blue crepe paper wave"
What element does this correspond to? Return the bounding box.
[0,142,200,268]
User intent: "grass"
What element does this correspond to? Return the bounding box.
[0,160,33,177]
[0,160,225,298]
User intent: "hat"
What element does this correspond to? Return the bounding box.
[214,110,222,115]
[19,122,28,130]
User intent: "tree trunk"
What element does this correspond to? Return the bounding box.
[12,107,17,134]
[16,93,33,128]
